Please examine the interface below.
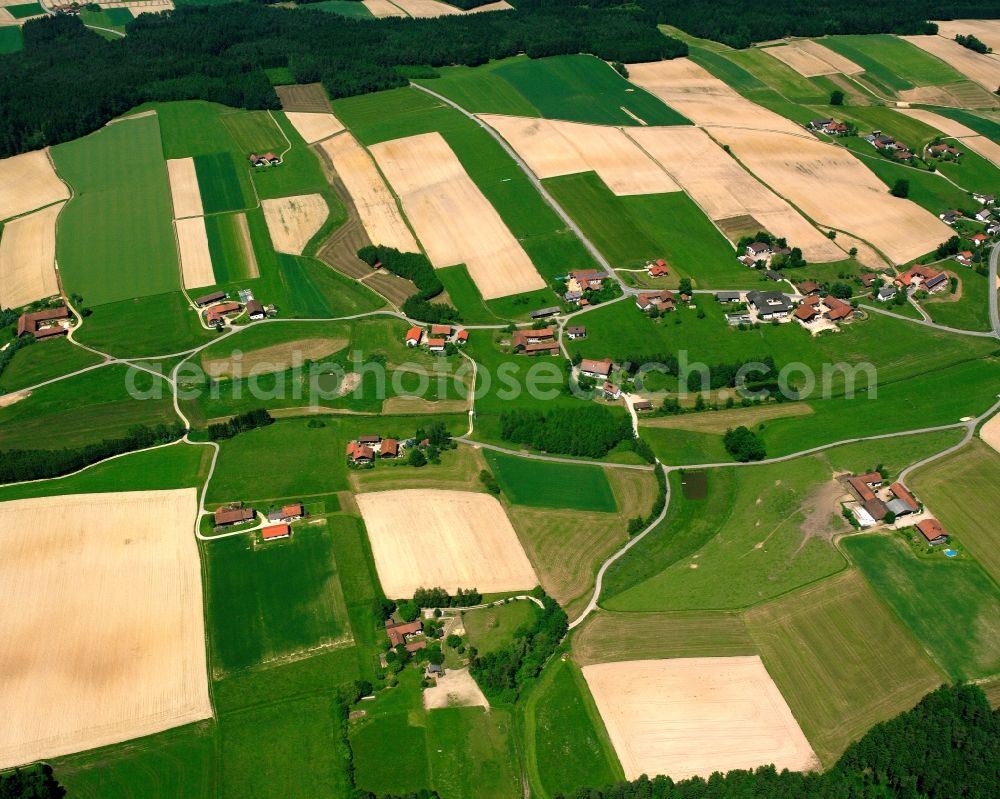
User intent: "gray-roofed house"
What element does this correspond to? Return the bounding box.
[886,498,913,517]
[746,290,794,320]
[877,285,897,302]
[530,306,560,319]
[716,291,742,304]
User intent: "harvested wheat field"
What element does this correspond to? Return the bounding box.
[355,489,538,598]
[275,83,331,114]
[285,111,344,144]
[262,194,329,254]
[388,0,511,16]
[898,108,1000,168]
[175,216,215,289]
[762,40,863,77]
[319,133,419,252]
[0,489,211,769]
[166,157,203,219]
[202,336,348,377]
[370,132,544,299]
[362,0,407,17]
[99,0,173,14]
[625,59,804,136]
[981,412,1000,456]
[626,126,844,261]
[582,657,818,781]
[901,35,1000,91]
[0,149,69,222]
[423,667,490,710]
[711,128,950,263]
[933,19,1000,53]
[481,115,679,196]
[0,202,62,309]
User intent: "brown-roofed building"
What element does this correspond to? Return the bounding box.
[386,619,423,648]
[793,303,819,322]
[635,291,675,312]
[262,523,291,541]
[847,472,883,503]
[916,518,949,545]
[566,326,587,339]
[205,302,241,327]
[512,328,555,351]
[358,435,381,445]
[246,300,265,320]
[523,341,560,356]
[797,281,820,295]
[346,442,375,464]
[215,506,255,527]
[380,439,399,458]
[824,295,853,322]
[17,306,71,340]
[579,358,614,379]
[864,498,889,521]
[633,400,653,411]
[859,274,878,288]
[603,381,622,399]
[194,291,226,307]
[889,482,918,512]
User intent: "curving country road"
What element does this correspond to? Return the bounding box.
[990,241,1000,338]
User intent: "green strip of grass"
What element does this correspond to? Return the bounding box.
[6,2,43,18]
[415,59,541,117]
[0,337,103,394]
[306,0,374,18]
[195,151,250,214]
[821,35,964,90]
[485,449,617,511]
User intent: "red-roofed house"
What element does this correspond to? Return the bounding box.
[971,232,988,246]
[889,482,918,512]
[847,472,883,503]
[635,291,675,312]
[648,259,669,277]
[380,438,399,458]
[455,330,469,344]
[426,338,446,353]
[386,619,423,648]
[824,295,853,322]
[262,523,291,541]
[580,358,614,379]
[431,324,452,336]
[405,326,422,347]
[916,518,949,545]
[794,304,819,322]
[346,442,375,464]
[17,306,71,340]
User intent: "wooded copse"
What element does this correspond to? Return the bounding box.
[207,408,275,441]
[499,406,634,458]
[357,246,460,324]
[0,4,683,158]
[556,683,1000,799]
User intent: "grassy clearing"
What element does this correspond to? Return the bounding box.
[463,600,540,655]
[415,58,541,117]
[0,26,23,54]
[728,48,831,104]
[910,440,1000,585]
[0,338,103,393]
[80,7,133,29]
[821,35,964,91]
[53,113,179,305]
[6,2,43,18]
[922,267,993,332]
[602,432,963,610]
[545,172,751,289]
[936,148,1000,198]
[572,609,755,664]
[0,364,177,450]
[307,0,374,17]
[845,534,1000,680]
[332,87,598,282]
[524,657,623,799]
[484,450,617,511]
[492,54,689,127]
[745,570,943,766]
[204,518,353,675]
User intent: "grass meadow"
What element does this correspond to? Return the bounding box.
[332,87,599,283]
[307,0,374,17]
[910,440,1000,585]
[52,113,179,306]
[484,450,617,511]
[491,54,690,127]
[523,657,623,799]
[0,337,102,393]
[821,35,964,92]
[204,212,257,283]
[415,58,542,117]
[463,600,541,655]
[545,172,752,289]
[0,27,23,54]
[932,107,1000,143]
[845,534,1000,680]
[922,267,993,332]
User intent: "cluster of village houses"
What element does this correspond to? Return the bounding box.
[248,152,282,168]
[344,433,438,465]
[194,290,274,328]
[404,324,468,353]
[940,193,999,265]
[844,472,951,546]
[560,268,612,307]
[213,501,304,541]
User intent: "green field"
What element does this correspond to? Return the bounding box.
[0,338,103,393]
[415,59,541,117]
[0,26,24,54]
[463,600,540,654]
[843,144,972,214]
[204,211,257,283]
[52,113,179,306]
[845,534,1000,680]
[5,2,43,18]
[436,264,508,324]
[745,570,943,765]
[204,519,354,674]
[523,658,622,799]
[931,107,1000,144]
[923,267,993,332]
[80,6,134,29]
[821,35,964,92]
[491,55,690,127]
[195,151,250,214]
[545,172,756,289]
[332,87,599,284]
[0,364,177,450]
[484,450,617,511]
[306,0,374,17]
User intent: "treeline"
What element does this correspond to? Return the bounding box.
[207,408,274,441]
[956,33,992,54]
[0,422,185,484]
[499,406,633,458]
[412,586,482,608]
[0,3,683,157]
[469,591,567,703]
[622,353,779,393]
[357,246,459,324]
[556,683,999,799]
[0,764,64,798]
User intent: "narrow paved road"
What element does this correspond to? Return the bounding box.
[990,242,1000,338]
[898,396,1000,484]
[861,302,997,338]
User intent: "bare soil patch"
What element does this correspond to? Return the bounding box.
[262,193,329,254]
[355,489,538,598]
[422,667,490,709]
[625,59,805,135]
[799,476,852,543]
[0,489,211,769]
[0,202,62,309]
[0,390,28,408]
[482,115,680,196]
[202,336,348,377]
[0,150,69,222]
[362,270,421,306]
[901,35,1000,91]
[318,132,419,253]
[275,83,331,113]
[370,132,545,299]
[582,657,818,781]
[166,158,203,219]
[711,127,951,264]
[626,126,844,262]
[175,216,216,290]
[762,40,862,77]
[285,112,345,144]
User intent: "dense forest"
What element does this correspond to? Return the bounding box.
[0,764,64,799]
[0,4,682,156]
[499,406,633,457]
[558,683,1000,798]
